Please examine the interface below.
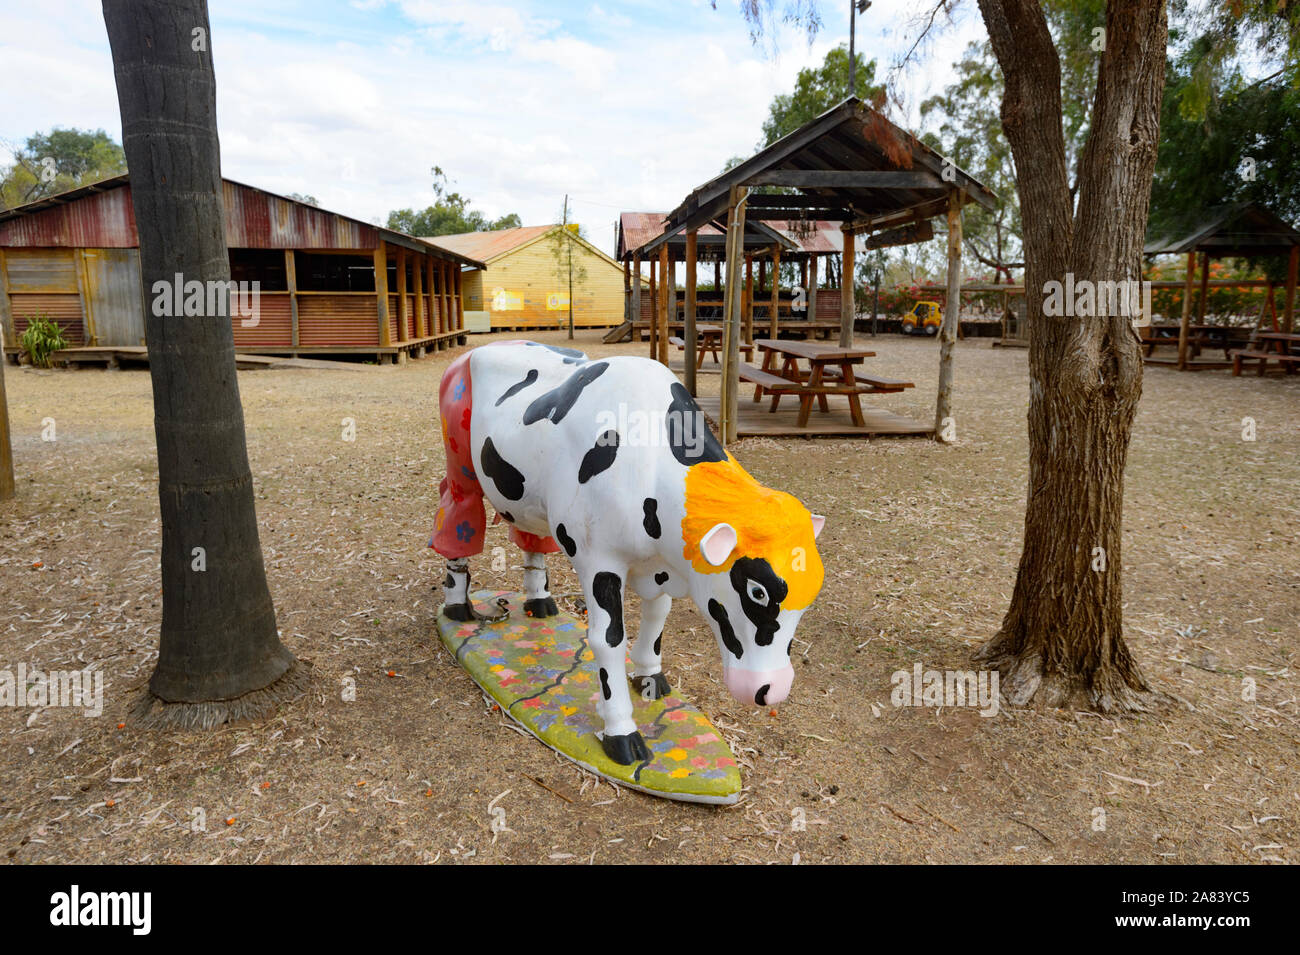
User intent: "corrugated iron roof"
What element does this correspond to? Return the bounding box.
[0,174,484,268]
[1144,202,1300,257]
[423,225,558,263]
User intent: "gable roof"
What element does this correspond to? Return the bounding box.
[1144,202,1300,257]
[428,224,629,274]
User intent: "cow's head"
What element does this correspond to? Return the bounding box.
[681,459,825,707]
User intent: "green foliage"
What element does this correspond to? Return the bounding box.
[0,127,127,210]
[760,45,883,147]
[18,311,69,368]
[286,192,319,206]
[387,166,521,237]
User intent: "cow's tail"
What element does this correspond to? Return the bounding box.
[430,350,486,559]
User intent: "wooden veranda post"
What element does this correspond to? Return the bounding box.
[395,247,408,343]
[1177,251,1196,369]
[658,244,671,366]
[720,186,748,444]
[685,229,698,396]
[284,249,300,349]
[934,192,962,440]
[414,252,426,339]
[648,257,658,359]
[769,248,781,337]
[374,242,391,349]
[840,228,855,347]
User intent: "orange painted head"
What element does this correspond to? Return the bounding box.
[681,456,825,707]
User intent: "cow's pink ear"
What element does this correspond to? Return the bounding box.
[699,523,738,566]
[810,514,825,539]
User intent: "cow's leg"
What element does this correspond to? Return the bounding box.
[629,593,671,700]
[577,563,648,765]
[521,550,559,618]
[443,557,475,622]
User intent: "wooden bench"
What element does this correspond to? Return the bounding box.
[739,362,806,393]
[1231,348,1300,376]
[782,366,914,393]
[670,335,753,367]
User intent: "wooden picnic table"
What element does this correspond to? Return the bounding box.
[668,323,753,367]
[1141,323,1252,359]
[1233,331,1300,375]
[743,338,914,428]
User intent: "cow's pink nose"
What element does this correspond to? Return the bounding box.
[724,665,794,706]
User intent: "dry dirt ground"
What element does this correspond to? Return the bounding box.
[1,330,1296,864]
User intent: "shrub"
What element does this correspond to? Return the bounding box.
[18,311,69,368]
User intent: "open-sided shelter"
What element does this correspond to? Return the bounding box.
[652,97,996,441]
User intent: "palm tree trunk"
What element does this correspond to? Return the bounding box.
[104,0,305,727]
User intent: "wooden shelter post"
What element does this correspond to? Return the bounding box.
[934,192,962,440]
[1177,251,1196,369]
[658,244,671,366]
[720,186,748,444]
[714,260,722,291]
[631,252,642,340]
[743,254,754,344]
[454,265,465,336]
[685,229,698,396]
[623,257,632,323]
[807,253,818,322]
[1196,250,1210,325]
[769,247,781,338]
[648,256,658,359]
[1284,245,1298,334]
[840,228,855,347]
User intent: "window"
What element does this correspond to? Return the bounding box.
[295,252,376,292]
[228,249,288,291]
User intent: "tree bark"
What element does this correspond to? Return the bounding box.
[974,0,1166,712]
[104,0,304,727]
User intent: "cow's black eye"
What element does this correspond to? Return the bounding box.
[747,581,768,606]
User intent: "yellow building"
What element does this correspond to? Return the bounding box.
[427,224,634,330]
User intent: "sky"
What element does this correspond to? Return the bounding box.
[0,0,988,256]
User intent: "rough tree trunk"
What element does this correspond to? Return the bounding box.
[104,0,306,728]
[974,0,1167,712]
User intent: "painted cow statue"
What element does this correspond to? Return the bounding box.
[431,341,825,765]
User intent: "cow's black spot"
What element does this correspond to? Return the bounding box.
[592,571,624,647]
[730,557,787,647]
[654,571,669,586]
[709,599,743,660]
[642,498,661,539]
[495,368,538,406]
[666,382,726,466]
[578,430,619,483]
[524,341,586,363]
[653,635,662,656]
[599,667,612,700]
[755,683,771,706]
[787,638,794,657]
[444,573,455,589]
[479,437,525,501]
[500,511,514,523]
[523,362,608,425]
[555,524,577,558]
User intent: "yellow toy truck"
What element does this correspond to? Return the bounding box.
[901,301,941,336]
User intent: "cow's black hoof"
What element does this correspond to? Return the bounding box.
[601,730,650,765]
[443,602,475,622]
[631,673,671,700]
[523,596,560,618]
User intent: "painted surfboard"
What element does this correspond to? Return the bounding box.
[436,590,743,805]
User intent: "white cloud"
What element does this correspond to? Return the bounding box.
[0,0,988,255]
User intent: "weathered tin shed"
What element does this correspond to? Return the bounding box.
[0,175,484,362]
